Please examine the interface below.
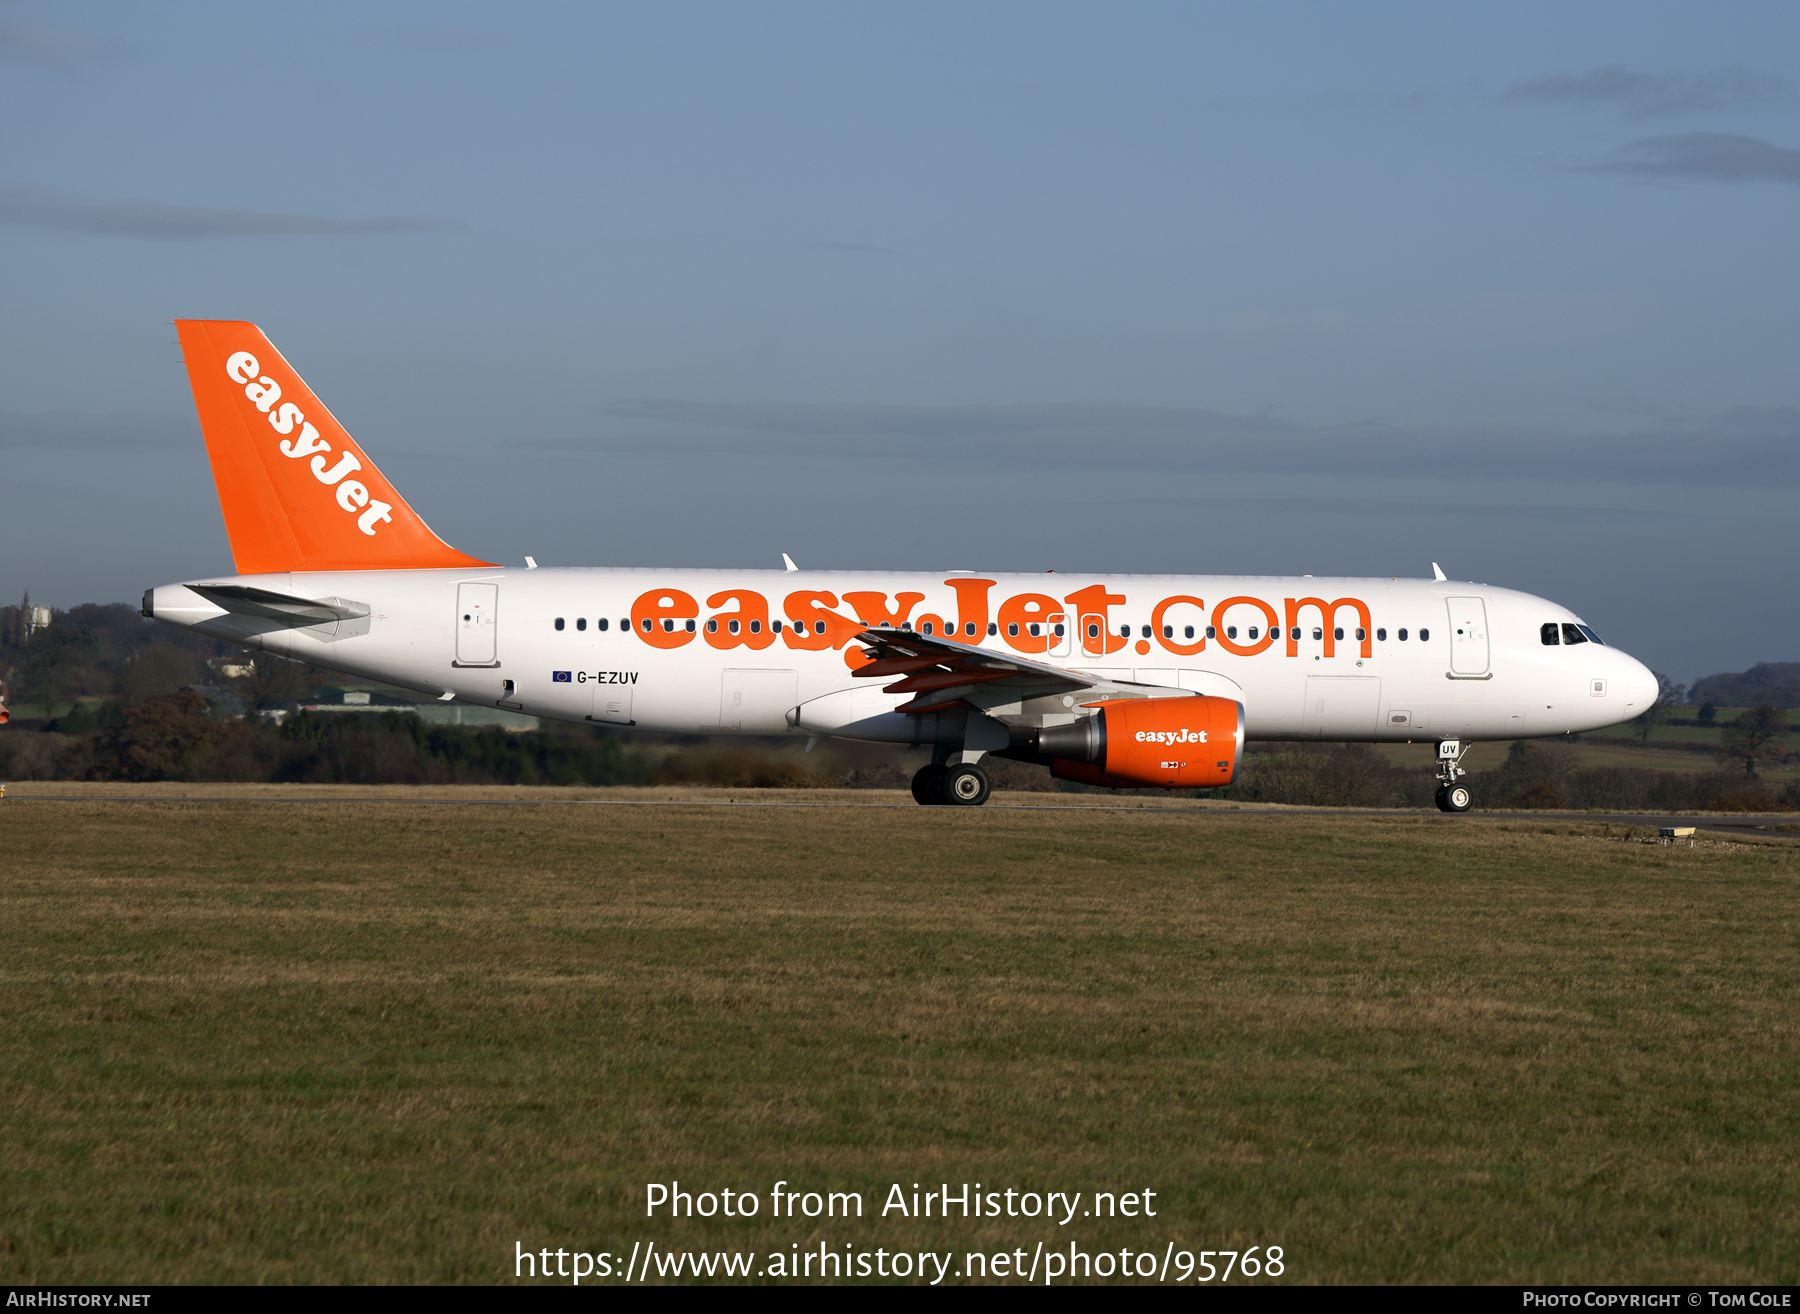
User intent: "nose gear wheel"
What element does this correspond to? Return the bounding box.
[1433,740,1473,812]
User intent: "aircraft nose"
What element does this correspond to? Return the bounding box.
[1617,651,1660,715]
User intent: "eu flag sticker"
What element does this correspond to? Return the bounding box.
[552,670,572,682]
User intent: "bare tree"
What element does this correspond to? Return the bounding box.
[1635,671,1686,746]
[1720,705,1790,778]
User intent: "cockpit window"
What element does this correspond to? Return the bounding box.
[1561,623,1588,646]
[1541,622,1560,646]
[1577,624,1604,645]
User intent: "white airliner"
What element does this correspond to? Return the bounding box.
[144,321,1658,810]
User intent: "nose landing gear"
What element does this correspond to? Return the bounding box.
[1434,739,1473,813]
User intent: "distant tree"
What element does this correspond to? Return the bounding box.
[117,642,202,705]
[87,690,216,781]
[1689,662,1800,710]
[231,653,329,708]
[1635,671,1686,746]
[1697,702,1717,728]
[1720,705,1789,779]
[1486,740,1578,809]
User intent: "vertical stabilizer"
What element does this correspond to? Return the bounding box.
[174,320,494,573]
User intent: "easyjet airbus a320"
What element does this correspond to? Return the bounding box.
[144,321,1658,809]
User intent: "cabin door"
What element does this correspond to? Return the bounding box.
[1446,597,1490,676]
[456,583,499,665]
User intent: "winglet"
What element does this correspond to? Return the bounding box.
[175,320,495,574]
[1431,562,1447,582]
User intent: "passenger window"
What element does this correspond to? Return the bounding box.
[966,622,977,637]
[1335,627,1344,641]
[1398,628,1408,641]
[1141,625,1151,639]
[1182,625,1193,639]
[706,620,718,633]
[1028,623,1041,637]
[728,619,740,635]
[1376,628,1386,641]
[1008,623,1019,637]
[1054,623,1065,637]
[554,617,565,631]
[577,617,587,631]
[1248,627,1259,640]
[772,620,783,633]
[1118,624,1130,638]
[1087,623,1100,638]
[598,618,609,632]
[1419,628,1429,642]
[1163,625,1174,639]
[1353,628,1364,641]
[749,619,760,634]
[1313,628,1323,641]
[1205,626,1216,639]
[814,620,826,635]
[922,622,934,635]
[1562,623,1587,645]
[1226,626,1237,639]
[1541,623,1559,645]
[661,619,674,632]
[988,623,998,636]
[620,619,629,632]
[642,618,653,633]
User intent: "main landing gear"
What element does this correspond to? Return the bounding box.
[1434,739,1472,813]
[911,760,992,807]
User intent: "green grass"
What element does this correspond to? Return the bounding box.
[1,792,1797,1284]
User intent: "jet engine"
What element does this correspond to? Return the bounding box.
[1036,695,1244,789]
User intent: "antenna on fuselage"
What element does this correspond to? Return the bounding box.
[782,554,799,572]
[1431,562,1447,581]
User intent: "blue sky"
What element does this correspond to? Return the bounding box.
[3,1,1797,686]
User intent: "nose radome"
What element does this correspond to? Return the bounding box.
[1616,652,1659,712]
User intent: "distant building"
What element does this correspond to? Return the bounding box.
[24,606,50,637]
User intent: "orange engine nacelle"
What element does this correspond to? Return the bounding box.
[1044,695,1244,790]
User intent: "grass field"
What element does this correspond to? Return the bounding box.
[2,789,1797,1285]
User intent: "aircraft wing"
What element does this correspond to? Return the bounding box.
[852,626,1106,713]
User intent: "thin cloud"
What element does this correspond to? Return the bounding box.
[1066,492,1689,523]
[512,399,1800,490]
[0,183,450,239]
[1584,133,1800,185]
[0,20,129,71]
[807,240,893,255]
[1509,65,1785,118]
[0,409,194,450]
[386,26,499,52]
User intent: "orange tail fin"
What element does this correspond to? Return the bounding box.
[175,320,494,574]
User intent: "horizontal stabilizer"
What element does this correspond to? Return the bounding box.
[188,583,371,626]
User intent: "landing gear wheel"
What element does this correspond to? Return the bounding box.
[1436,783,1473,813]
[942,762,992,807]
[911,764,948,806]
